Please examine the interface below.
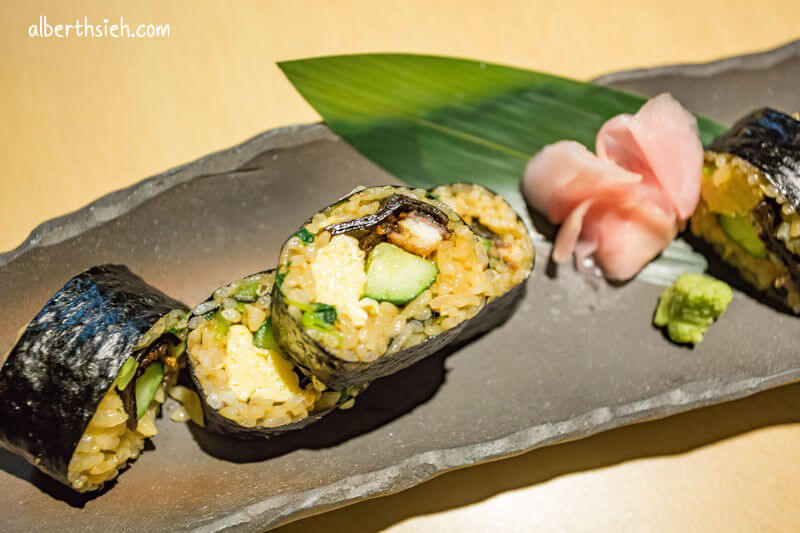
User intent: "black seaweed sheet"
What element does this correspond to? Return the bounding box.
[707,109,800,289]
[0,265,186,487]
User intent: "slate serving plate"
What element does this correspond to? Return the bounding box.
[1,40,799,532]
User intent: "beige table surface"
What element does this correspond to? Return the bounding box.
[2,1,800,530]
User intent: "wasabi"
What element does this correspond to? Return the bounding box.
[654,273,733,344]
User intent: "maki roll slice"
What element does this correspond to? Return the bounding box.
[0,265,188,492]
[273,185,494,388]
[690,109,800,312]
[431,183,535,340]
[186,271,360,438]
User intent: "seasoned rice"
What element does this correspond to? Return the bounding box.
[433,183,534,298]
[187,272,350,429]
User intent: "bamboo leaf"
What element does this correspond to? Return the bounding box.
[279,53,727,284]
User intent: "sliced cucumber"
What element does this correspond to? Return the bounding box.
[135,361,164,420]
[116,356,138,390]
[717,214,768,259]
[364,243,438,305]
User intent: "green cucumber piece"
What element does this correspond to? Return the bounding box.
[717,214,768,259]
[253,317,279,351]
[135,361,164,420]
[116,356,138,390]
[364,243,438,305]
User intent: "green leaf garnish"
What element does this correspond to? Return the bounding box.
[279,54,725,202]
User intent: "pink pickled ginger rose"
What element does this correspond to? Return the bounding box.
[523,93,702,281]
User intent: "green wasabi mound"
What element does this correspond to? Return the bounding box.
[654,273,733,344]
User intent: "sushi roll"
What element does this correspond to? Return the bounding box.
[272,185,494,388]
[431,183,535,340]
[185,270,361,438]
[0,265,188,492]
[690,109,800,312]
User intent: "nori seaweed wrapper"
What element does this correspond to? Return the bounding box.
[0,265,186,488]
[710,108,800,208]
[272,185,481,390]
[186,270,359,439]
[708,109,800,284]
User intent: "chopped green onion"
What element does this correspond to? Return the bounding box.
[233,281,261,302]
[338,386,358,404]
[301,303,337,331]
[275,262,290,291]
[253,318,279,351]
[295,227,315,244]
[214,311,231,343]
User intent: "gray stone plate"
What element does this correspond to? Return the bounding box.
[1,40,799,532]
